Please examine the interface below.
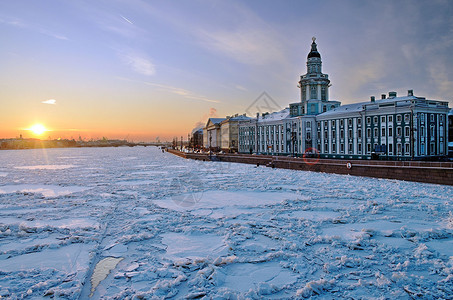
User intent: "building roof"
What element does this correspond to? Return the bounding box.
[318,94,449,118]
[317,102,364,118]
[191,127,203,134]
[229,115,251,121]
[257,108,290,122]
[208,118,226,125]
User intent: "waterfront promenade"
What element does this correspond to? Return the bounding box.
[168,150,453,186]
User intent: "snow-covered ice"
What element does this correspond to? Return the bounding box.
[0,147,452,299]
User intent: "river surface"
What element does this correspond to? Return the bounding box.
[0,147,452,299]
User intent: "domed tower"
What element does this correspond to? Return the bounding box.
[299,37,330,104]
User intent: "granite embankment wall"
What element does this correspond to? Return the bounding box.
[166,150,453,186]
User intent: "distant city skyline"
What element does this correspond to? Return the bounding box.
[1,0,452,141]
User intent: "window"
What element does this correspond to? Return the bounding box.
[311,104,316,113]
[430,114,434,122]
[404,143,410,155]
[332,143,336,153]
[348,143,353,153]
[373,116,378,124]
[367,143,371,154]
[381,128,386,137]
[348,129,353,138]
[404,114,410,123]
[440,115,444,122]
[358,143,362,154]
[430,143,435,154]
[366,117,371,125]
[388,127,393,137]
[397,127,402,136]
[388,115,393,123]
[397,143,402,154]
[306,131,311,140]
[323,106,327,112]
[340,143,344,153]
[340,130,344,139]
[420,143,425,155]
[358,128,362,138]
[388,143,393,154]
[310,85,317,99]
[324,131,328,139]
[357,118,362,125]
[324,143,328,152]
[306,121,311,128]
[317,122,320,129]
[332,130,336,138]
[367,128,371,137]
[348,118,352,126]
[381,116,386,123]
[405,127,410,137]
[420,113,425,122]
[420,126,424,137]
[324,121,328,128]
[374,128,378,137]
[340,119,344,127]
[430,125,435,138]
[321,86,326,100]
[397,115,402,122]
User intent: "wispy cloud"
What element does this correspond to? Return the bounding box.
[42,99,56,105]
[0,16,68,40]
[145,82,220,103]
[122,1,287,66]
[116,77,221,103]
[118,51,155,76]
[197,27,285,65]
[235,85,248,92]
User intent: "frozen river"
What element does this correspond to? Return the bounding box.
[0,147,452,299]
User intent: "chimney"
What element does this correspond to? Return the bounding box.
[370,96,375,103]
[389,91,397,98]
[381,94,386,99]
[408,89,413,96]
[256,113,259,119]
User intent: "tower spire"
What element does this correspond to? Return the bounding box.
[308,36,320,59]
[299,37,330,104]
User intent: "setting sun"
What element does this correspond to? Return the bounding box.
[29,124,48,136]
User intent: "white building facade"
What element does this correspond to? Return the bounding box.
[238,38,450,160]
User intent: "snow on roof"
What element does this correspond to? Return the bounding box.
[258,108,290,122]
[229,115,251,121]
[318,102,364,117]
[208,118,226,125]
[191,127,203,134]
[319,95,449,118]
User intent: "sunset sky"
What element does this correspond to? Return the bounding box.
[1,0,452,141]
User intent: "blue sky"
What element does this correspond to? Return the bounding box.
[1,0,452,141]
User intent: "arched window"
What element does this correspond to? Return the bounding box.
[310,85,317,99]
